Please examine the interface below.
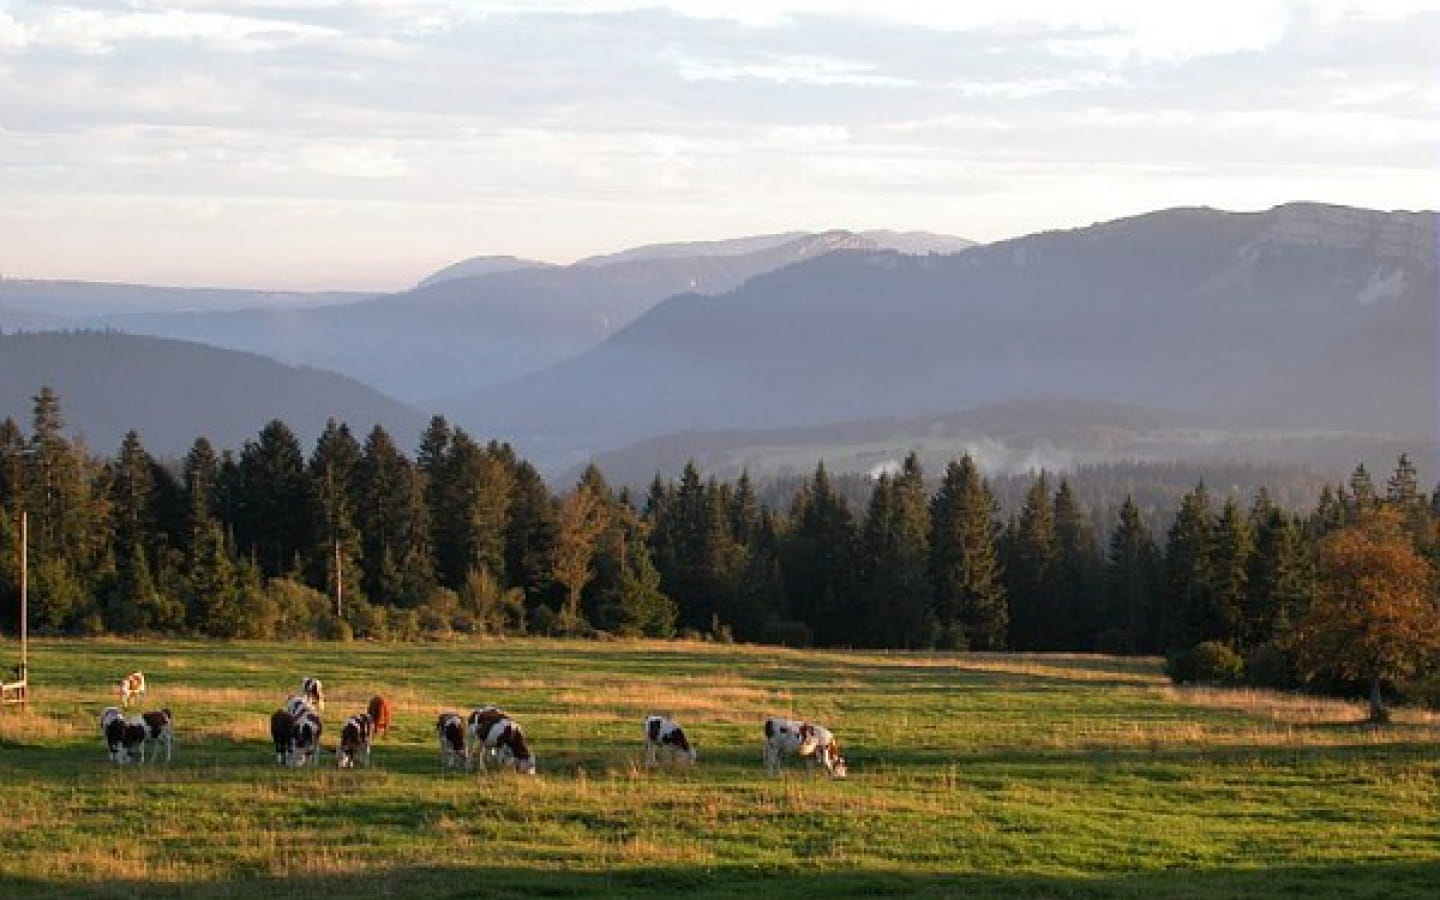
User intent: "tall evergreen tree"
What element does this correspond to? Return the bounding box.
[929,455,1007,650]
[1159,482,1214,650]
[857,453,931,648]
[1053,478,1103,648]
[234,419,309,578]
[355,425,434,607]
[780,463,857,646]
[1005,472,1059,650]
[1207,497,1254,645]
[504,459,558,614]
[1104,496,1159,652]
[308,419,365,615]
[1246,504,1314,647]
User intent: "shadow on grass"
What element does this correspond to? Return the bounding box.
[6,860,1440,900]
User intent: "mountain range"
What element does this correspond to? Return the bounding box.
[0,205,1432,479]
[34,229,971,406]
[452,202,1435,471]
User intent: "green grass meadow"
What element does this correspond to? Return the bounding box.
[0,637,1436,899]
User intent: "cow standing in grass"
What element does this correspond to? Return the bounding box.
[117,671,146,708]
[367,695,392,740]
[763,716,847,779]
[337,713,374,768]
[290,708,323,767]
[300,677,325,711]
[100,707,128,763]
[138,709,174,764]
[469,709,536,775]
[643,715,696,766]
[271,709,297,765]
[437,712,469,769]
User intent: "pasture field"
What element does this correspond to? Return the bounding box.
[0,637,1436,899]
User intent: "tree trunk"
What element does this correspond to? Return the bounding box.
[1368,676,1390,724]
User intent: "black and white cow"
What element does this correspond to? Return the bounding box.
[120,716,148,764]
[437,712,469,769]
[138,708,174,764]
[300,677,325,711]
[117,671,146,708]
[270,709,297,765]
[337,713,374,769]
[643,715,696,765]
[290,708,323,767]
[100,706,129,763]
[763,716,847,779]
[468,708,536,775]
[284,694,315,718]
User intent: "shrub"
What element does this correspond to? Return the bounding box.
[759,619,813,648]
[1243,642,1297,689]
[1166,641,1244,685]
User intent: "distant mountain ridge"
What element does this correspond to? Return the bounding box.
[0,278,368,319]
[0,331,427,456]
[451,202,1436,471]
[76,228,975,405]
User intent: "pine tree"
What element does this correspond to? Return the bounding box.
[1246,506,1313,647]
[1159,482,1214,651]
[1105,496,1158,653]
[308,419,365,615]
[355,425,434,607]
[504,460,558,614]
[780,463,857,646]
[1005,472,1059,650]
[929,455,1006,650]
[234,420,309,578]
[1207,497,1253,646]
[1053,478,1103,649]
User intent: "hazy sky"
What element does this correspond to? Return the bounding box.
[1,0,1436,290]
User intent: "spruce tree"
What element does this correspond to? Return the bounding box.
[1105,496,1158,653]
[1207,497,1253,645]
[1005,472,1058,650]
[1053,478,1103,649]
[1159,482,1214,651]
[929,455,1007,650]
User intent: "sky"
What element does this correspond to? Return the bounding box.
[0,0,1436,290]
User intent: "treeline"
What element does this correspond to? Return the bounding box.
[1,389,1437,689]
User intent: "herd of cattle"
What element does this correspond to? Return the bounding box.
[99,670,849,778]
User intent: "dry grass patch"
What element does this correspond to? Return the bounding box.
[1161,685,1440,731]
[0,708,86,741]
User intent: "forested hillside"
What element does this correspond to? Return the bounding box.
[2,390,1435,707]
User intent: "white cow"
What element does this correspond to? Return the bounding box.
[763,716,847,779]
[643,715,696,765]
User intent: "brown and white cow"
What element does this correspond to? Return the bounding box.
[117,671,146,708]
[138,709,174,764]
[300,677,325,711]
[763,716,847,779]
[643,715,696,766]
[100,706,129,763]
[366,695,392,739]
[337,713,374,769]
[468,709,536,775]
[436,712,469,769]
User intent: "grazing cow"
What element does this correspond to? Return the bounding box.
[366,695,392,739]
[100,706,128,763]
[117,671,146,708]
[139,709,174,764]
[643,715,696,765]
[121,716,149,764]
[290,709,323,767]
[465,706,505,763]
[437,712,469,769]
[763,716,847,779]
[270,709,297,765]
[470,712,536,775]
[300,677,325,711]
[337,713,374,769]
